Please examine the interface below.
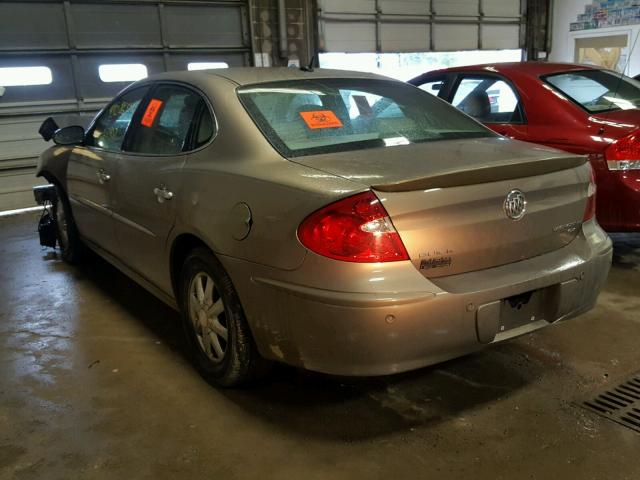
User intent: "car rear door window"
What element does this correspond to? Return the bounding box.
[86,86,149,152]
[451,76,524,124]
[127,84,209,154]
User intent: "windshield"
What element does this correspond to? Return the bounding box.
[544,70,640,113]
[237,78,494,158]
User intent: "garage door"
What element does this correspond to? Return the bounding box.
[317,0,525,53]
[0,0,250,211]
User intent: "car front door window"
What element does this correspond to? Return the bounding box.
[86,87,149,151]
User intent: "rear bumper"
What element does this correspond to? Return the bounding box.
[222,220,612,376]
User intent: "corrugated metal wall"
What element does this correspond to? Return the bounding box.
[0,0,251,210]
[317,0,526,53]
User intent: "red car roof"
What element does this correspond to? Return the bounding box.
[425,62,599,77]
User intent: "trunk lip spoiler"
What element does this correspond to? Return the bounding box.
[372,156,587,192]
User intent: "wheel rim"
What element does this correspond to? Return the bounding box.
[188,272,228,363]
[55,201,69,250]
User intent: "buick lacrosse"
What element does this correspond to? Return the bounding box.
[36,68,612,386]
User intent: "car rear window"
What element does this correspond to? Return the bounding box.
[543,70,640,113]
[237,78,494,158]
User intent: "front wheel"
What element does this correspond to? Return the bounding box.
[179,247,269,387]
[53,187,83,263]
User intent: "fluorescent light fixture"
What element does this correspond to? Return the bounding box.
[0,66,52,87]
[188,62,229,71]
[98,64,148,83]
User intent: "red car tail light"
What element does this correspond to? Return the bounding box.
[298,191,409,263]
[605,131,640,171]
[583,163,597,222]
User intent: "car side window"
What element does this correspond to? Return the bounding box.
[85,86,149,152]
[418,79,446,97]
[127,84,205,155]
[193,105,215,149]
[451,76,524,124]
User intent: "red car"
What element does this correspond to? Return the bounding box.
[410,63,640,232]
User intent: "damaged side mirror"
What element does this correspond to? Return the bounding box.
[53,125,85,146]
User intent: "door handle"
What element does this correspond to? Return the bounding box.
[96,169,111,183]
[153,186,174,203]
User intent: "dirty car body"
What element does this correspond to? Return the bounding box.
[36,68,612,379]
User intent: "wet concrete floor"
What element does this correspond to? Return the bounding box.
[1,212,639,479]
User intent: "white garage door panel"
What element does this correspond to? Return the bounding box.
[323,23,377,53]
[0,170,46,211]
[379,0,429,16]
[381,24,430,53]
[321,0,375,14]
[318,0,523,53]
[432,0,479,16]
[0,139,43,164]
[0,3,67,49]
[482,24,520,49]
[483,0,522,17]
[434,24,479,51]
[72,4,162,48]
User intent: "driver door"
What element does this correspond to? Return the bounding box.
[66,86,150,255]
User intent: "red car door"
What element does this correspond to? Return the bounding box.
[447,73,529,139]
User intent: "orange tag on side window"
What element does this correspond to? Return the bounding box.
[141,99,163,127]
[299,110,343,129]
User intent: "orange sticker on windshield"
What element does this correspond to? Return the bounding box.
[141,99,163,127]
[299,110,343,129]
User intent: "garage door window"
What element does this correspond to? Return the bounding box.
[0,66,52,86]
[86,86,150,152]
[98,64,148,83]
[127,85,209,154]
[187,62,229,71]
[451,76,524,124]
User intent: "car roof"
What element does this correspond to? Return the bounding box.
[146,67,394,87]
[423,62,600,77]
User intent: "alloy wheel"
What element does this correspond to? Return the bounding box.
[188,272,228,363]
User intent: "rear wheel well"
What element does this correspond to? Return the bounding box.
[170,234,211,301]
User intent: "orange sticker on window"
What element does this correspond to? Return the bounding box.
[141,99,163,127]
[299,110,343,129]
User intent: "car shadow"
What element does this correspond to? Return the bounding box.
[49,248,545,441]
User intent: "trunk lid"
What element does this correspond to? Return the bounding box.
[589,109,640,140]
[293,137,590,277]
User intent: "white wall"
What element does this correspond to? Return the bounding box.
[549,0,640,76]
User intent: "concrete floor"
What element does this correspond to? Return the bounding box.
[1,212,639,480]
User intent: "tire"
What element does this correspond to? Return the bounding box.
[179,247,269,387]
[53,186,84,264]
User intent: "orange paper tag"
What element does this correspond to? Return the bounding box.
[141,99,163,127]
[299,110,343,129]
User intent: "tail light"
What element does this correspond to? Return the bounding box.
[583,163,597,222]
[605,131,640,171]
[297,191,409,263]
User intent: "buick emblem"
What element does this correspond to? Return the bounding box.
[504,189,527,220]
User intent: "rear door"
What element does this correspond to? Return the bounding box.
[67,86,150,255]
[111,83,215,292]
[447,74,529,140]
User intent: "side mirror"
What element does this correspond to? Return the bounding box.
[431,82,444,91]
[53,125,85,146]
